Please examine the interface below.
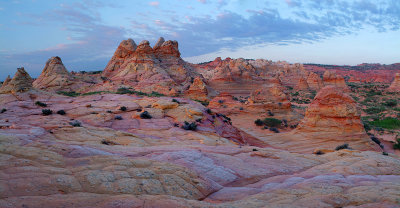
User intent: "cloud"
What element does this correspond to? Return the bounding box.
[149,1,159,7]
[0,1,127,79]
[197,0,207,4]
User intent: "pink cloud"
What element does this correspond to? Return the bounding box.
[198,0,206,4]
[149,1,159,7]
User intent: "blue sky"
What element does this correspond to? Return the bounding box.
[0,0,400,80]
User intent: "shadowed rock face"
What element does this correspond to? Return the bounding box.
[387,73,400,92]
[0,67,32,93]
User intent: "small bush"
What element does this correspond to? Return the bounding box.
[119,106,127,111]
[172,99,180,104]
[239,107,244,110]
[115,115,123,120]
[218,100,224,104]
[269,127,279,133]
[370,136,381,145]
[35,101,47,107]
[101,139,118,145]
[255,119,264,126]
[194,99,209,106]
[382,152,389,156]
[292,92,299,96]
[393,138,400,150]
[263,118,282,127]
[42,109,53,116]
[106,110,112,113]
[182,121,197,131]
[0,108,6,114]
[140,111,152,119]
[314,150,325,155]
[196,118,202,122]
[252,148,258,151]
[335,143,349,151]
[69,120,81,127]
[206,108,212,114]
[267,110,274,116]
[57,110,66,115]
[57,91,81,97]
[364,107,385,114]
[384,100,397,107]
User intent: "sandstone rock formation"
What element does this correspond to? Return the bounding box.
[387,73,400,92]
[322,71,350,91]
[0,67,33,93]
[33,56,74,91]
[248,83,291,109]
[184,77,209,101]
[306,71,323,91]
[295,76,309,90]
[101,37,194,95]
[295,85,372,150]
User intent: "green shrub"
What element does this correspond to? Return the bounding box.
[255,119,264,126]
[182,121,197,131]
[364,107,385,114]
[263,118,282,127]
[42,109,53,116]
[0,108,6,114]
[57,110,66,115]
[194,99,209,106]
[119,106,127,111]
[140,111,152,119]
[393,138,400,150]
[369,118,400,130]
[172,99,180,104]
[35,101,47,107]
[291,92,299,96]
[57,91,81,97]
[384,99,397,107]
[69,120,81,127]
[335,143,349,151]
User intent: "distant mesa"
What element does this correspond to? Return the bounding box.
[0,67,33,94]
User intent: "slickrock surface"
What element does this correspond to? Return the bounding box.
[387,73,400,92]
[306,71,323,91]
[295,85,373,150]
[0,67,33,93]
[0,90,399,207]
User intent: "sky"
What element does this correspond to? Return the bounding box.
[0,0,400,80]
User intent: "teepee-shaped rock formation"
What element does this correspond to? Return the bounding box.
[0,67,33,94]
[387,73,400,92]
[295,85,372,150]
[295,76,309,91]
[185,77,209,102]
[33,56,73,91]
[322,70,349,91]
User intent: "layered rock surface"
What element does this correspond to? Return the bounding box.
[322,70,350,91]
[295,85,372,150]
[387,73,400,92]
[101,37,194,96]
[33,56,74,91]
[0,67,33,93]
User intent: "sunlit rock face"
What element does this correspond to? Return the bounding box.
[0,67,33,94]
[387,73,400,92]
[33,56,73,91]
[295,85,373,150]
[322,70,350,91]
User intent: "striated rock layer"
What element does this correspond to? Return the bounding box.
[295,85,372,150]
[387,73,400,92]
[101,37,196,96]
[33,56,74,91]
[0,67,33,94]
[322,70,350,91]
